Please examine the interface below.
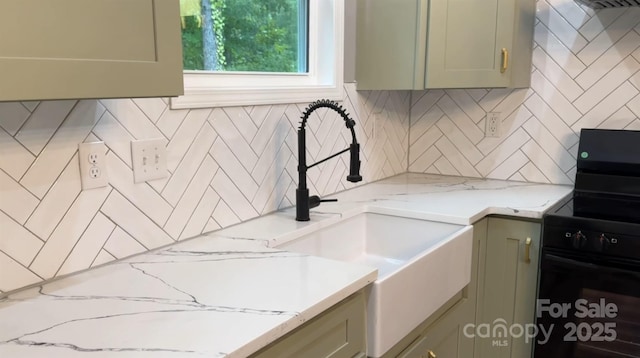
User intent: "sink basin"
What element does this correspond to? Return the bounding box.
[278,212,473,357]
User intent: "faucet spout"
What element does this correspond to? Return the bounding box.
[296,99,362,221]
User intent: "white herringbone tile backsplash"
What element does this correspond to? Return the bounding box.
[3,0,640,295]
[409,4,640,183]
[0,84,410,294]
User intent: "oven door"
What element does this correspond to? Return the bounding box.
[535,248,640,358]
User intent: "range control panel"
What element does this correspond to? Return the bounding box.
[543,225,640,260]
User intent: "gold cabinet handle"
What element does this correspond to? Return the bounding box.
[428,351,436,358]
[524,237,532,263]
[501,48,509,73]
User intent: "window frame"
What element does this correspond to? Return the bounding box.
[170,0,344,109]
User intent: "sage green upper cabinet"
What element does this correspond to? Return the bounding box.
[355,0,534,90]
[0,0,183,102]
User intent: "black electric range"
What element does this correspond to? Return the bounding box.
[535,129,640,358]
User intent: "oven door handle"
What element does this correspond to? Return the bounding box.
[544,253,640,277]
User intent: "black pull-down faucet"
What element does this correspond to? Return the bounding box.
[296,99,362,221]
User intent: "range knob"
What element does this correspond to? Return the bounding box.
[571,231,587,249]
[595,234,611,252]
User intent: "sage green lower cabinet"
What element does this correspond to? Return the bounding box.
[250,291,366,358]
[475,217,542,358]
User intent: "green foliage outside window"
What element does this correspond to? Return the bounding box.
[181,0,302,73]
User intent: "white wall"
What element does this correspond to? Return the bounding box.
[0,85,410,295]
[3,0,639,296]
[409,3,640,184]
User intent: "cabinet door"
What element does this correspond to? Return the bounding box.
[475,218,541,358]
[425,0,515,88]
[356,0,428,90]
[251,291,366,358]
[0,0,183,101]
[397,324,460,358]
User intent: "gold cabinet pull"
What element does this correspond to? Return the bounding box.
[524,237,532,263]
[428,351,436,358]
[501,48,509,73]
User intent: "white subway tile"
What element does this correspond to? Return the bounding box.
[523,118,576,172]
[572,81,640,130]
[433,156,460,176]
[251,105,287,155]
[0,102,30,136]
[530,71,582,124]
[20,100,103,199]
[524,94,579,149]
[597,106,637,130]
[436,117,484,165]
[537,0,588,53]
[534,22,586,79]
[132,98,167,123]
[211,170,258,222]
[210,138,258,201]
[166,108,211,172]
[209,108,258,173]
[521,140,573,184]
[211,200,242,228]
[15,100,76,155]
[103,227,146,259]
[576,31,640,89]
[29,186,110,279]
[475,128,531,176]
[519,162,551,183]
[155,106,189,139]
[532,47,584,102]
[101,191,173,250]
[0,252,41,293]
[93,111,135,168]
[165,156,217,239]
[57,213,115,276]
[106,152,172,226]
[578,7,624,41]
[486,150,529,180]
[0,128,34,180]
[437,95,484,144]
[91,250,116,268]
[25,154,81,240]
[0,170,38,225]
[163,124,217,206]
[100,99,164,140]
[0,211,43,266]
[447,90,486,124]
[180,187,220,240]
[434,137,480,177]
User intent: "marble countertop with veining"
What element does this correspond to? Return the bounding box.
[0,174,572,357]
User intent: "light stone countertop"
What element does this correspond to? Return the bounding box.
[0,173,572,357]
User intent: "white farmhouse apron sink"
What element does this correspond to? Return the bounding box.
[278,212,473,357]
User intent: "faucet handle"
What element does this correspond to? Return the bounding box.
[347,143,363,183]
[309,195,338,209]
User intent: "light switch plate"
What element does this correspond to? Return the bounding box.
[131,138,168,183]
[78,142,109,190]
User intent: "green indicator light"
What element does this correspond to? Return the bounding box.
[581,152,589,159]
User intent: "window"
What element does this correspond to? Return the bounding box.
[170,0,344,109]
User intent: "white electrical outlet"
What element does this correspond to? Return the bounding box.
[485,112,501,137]
[78,142,109,190]
[131,138,168,183]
